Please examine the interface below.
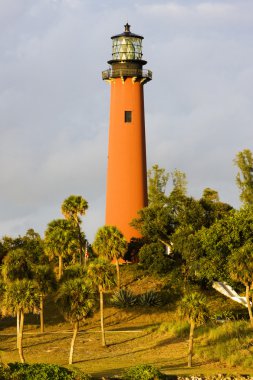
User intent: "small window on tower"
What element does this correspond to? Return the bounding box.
[124,111,132,123]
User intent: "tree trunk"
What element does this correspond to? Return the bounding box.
[245,284,253,326]
[77,223,83,265]
[100,288,106,347]
[188,321,195,367]
[16,309,20,348]
[18,311,25,363]
[69,321,79,365]
[115,258,120,289]
[58,255,63,280]
[40,295,44,333]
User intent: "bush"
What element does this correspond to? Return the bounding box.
[111,289,137,308]
[7,363,91,380]
[0,364,11,380]
[123,364,164,380]
[138,243,173,275]
[137,291,162,307]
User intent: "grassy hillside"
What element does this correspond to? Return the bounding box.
[0,264,252,379]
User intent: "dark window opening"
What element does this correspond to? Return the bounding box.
[125,111,132,123]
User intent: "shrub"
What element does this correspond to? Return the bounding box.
[138,291,162,307]
[138,243,173,275]
[123,364,164,380]
[0,364,11,380]
[7,363,91,380]
[111,289,137,308]
[60,264,86,282]
[212,309,235,323]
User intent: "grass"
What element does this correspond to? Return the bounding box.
[0,267,252,378]
[195,321,253,368]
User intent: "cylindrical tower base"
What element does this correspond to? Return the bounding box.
[106,77,148,240]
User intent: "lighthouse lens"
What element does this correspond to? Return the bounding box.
[112,37,142,61]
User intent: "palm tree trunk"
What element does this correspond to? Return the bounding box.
[246,284,253,326]
[77,223,83,265]
[100,288,106,347]
[69,321,79,365]
[188,321,195,367]
[40,294,44,333]
[18,310,25,363]
[58,255,63,280]
[115,258,120,289]
[16,309,20,348]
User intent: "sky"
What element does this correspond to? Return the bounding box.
[0,0,252,242]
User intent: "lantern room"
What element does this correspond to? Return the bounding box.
[102,23,152,82]
[110,23,144,62]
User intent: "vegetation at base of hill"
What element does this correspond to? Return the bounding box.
[0,363,91,380]
[0,362,252,380]
[122,364,165,379]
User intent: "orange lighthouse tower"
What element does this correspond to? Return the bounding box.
[102,24,152,241]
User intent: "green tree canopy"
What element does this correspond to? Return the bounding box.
[2,279,40,363]
[234,149,253,205]
[55,278,96,364]
[61,195,88,264]
[87,258,116,346]
[179,291,209,367]
[228,241,253,325]
[147,164,169,205]
[92,225,127,288]
[44,219,79,279]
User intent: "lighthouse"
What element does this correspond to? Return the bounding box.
[102,24,152,241]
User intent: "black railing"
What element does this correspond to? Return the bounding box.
[102,68,152,81]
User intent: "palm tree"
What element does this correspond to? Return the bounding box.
[1,248,34,346]
[92,226,127,288]
[61,195,88,265]
[179,291,209,367]
[1,248,33,282]
[55,278,96,364]
[228,242,253,326]
[87,259,116,346]
[44,219,77,279]
[1,279,40,363]
[32,264,56,332]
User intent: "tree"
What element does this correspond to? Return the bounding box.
[2,248,33,282]
[131,204,176,245]
[200,189,233,228]
[147,164,169,205]
[234,149,253,205]
[179,292,209,367]
[92,226,127,289]
[55,278,96,364]
[61,195,88,265]
[1,279,40,363]
[196,206,253,284]
[1,248,34,345]
[170,169,187,198]
[202,187,220,202]
[44,219,78,279]
[32,264,56,332]
[87,259,116,346]
[228,242,253,326]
